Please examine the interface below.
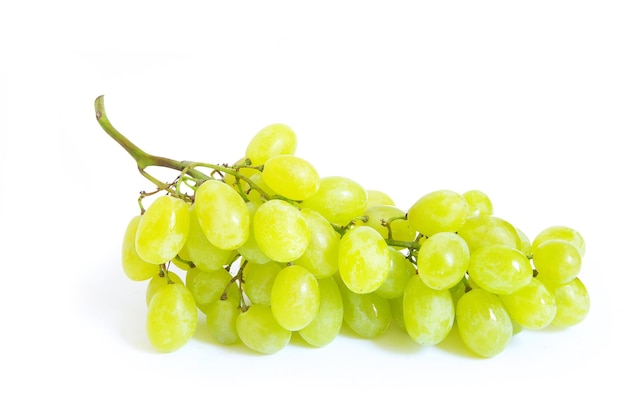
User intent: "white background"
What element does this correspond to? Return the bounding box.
[1,1,625,417]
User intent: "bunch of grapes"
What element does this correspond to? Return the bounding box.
[98,96,590,358]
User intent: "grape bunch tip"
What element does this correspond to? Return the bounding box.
[96,95,591,358]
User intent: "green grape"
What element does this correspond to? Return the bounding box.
[462,190,493,216]
[300,176,368,226]
[449,279,468,306]
[407,190,469,237]
[457,215,522,252]
[135,195,190,265]
[294,208,340,278]
[146,282,198,352]
[237,201,271,265]
[145,271,184,306]
[271,265,320,331]
[366,189,395,207]
[181,205,235,272]
[242,261,283,306]
[298,276,344,347]
[185,267,232,314]
[195,180,250,250]
[417,232,470,290]
[376,247,415,299]
[339,279,391,338]
[261,154,320,201]
[253,199,310,263]
[531,225,585,258]
[499,277,557,330]
[403,274,455,345]
[236,305,292,354]
[388,296,406,331]
[532,239,581,285]
[338,226,391,294]
[245,123,297,165]
[121,215,160,281]
[544,277,590,327]
[456,289,512,358]
[205,284,241,345]
[467,245,533,295]
[245,171,277,203]
[359,205,416,243]
[516,228,532,258]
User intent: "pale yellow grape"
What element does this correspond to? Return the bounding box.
[205,284,241,345]
[339,279,391,338]
[181,205,235,272]
[462,190,493,216]
[145,271,184,306]
[403,275,455,345]
[245,123,297,165]
[417,232,470,290]
[359,205,416,243]
[271,265,320,331]
[135,195,190,265]
[185,267,232,314]
[294,208,340,278]
[531,225,585,258]
[449,280,467,306]
[242,261,282,306]
[366,189,395,207]
[298,276,344,347]
[237,201,271,265]
[195,180,250,250]
[532,239,581,285]
[516,228,532,258]
[456,289,512,358]
[236,305,291,354]
[253,199,310,263]
[121,215,160,281]
[544,277,590,327]
[457,215,522,251]
[376,247,416,299]
[261,155,320,201]
[468,245,533,295]
[146,282,198,352]
[499,278,556,330]
[338,226,390,294]
[301,176,368,226]
[407,190,469,237]
[389,297,406,331]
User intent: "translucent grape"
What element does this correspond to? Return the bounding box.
[359,205,416,243]
[236,305,291,354]
[417,232,470,290]
[376,247,415,299]
[338,226,391,294]
[499,277,557,330]
[389,296,406,331]
[261,154,320,201]
[301,176,368,226]
[146,282,198,352]
[457,215,522,252]
[253,199,310,262]
[467,245,533,295]
[298,276,344,347]
[121,215,160,281]
[339,279,391,339]
[205,284,241,345]
[145,271,184,306]
[366,189,395,207]
[195,180,250,250]
[294,208,340,278]
[516,228,532,258]
[237,201,271,265]
[135,195,190,265]
[532,239,581,285]
[544,277,590,327]
[245,123,297,165]
[181,205,235,272]
[270,265,320,331]
[242,261,283,306]
[407,190,469,237]
[185,267,232,314]
[462,190,493,216]
[456,289,512,358]
[403,275,455,345]
[531,225,585,258]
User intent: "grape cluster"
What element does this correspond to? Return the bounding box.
[112,116,590,358]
